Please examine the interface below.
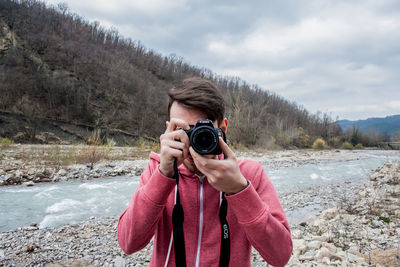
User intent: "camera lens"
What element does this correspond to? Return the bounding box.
[196,131,214,149]
[191,127,218,154]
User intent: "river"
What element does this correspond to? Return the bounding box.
[0,150,399,232]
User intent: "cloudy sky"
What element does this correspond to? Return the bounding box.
[46,0,400,121]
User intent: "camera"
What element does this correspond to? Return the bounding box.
[185,119,226,155]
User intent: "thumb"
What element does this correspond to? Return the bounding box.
[219,137,234,159]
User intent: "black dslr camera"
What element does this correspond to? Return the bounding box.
[185,119,226,155]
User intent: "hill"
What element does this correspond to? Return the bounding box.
[0,0,341,147]
[338,115,400,136]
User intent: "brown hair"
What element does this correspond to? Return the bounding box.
[168,77,225,124]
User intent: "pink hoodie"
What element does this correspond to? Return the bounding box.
[118,152,292,266]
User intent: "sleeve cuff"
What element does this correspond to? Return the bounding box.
[225,181,268,224]
[142,166,177,206]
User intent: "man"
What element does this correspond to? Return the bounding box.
[118,78,292,267]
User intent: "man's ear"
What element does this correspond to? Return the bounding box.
[166,121,169,128]
[219,118,228,133]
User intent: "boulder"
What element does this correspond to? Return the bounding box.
[22,181,35,186]
[316,247,342,262]
[321,208,339,220]
[57,169,67,176]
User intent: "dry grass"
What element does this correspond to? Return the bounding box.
[2,144,152,170]
[0,137,13,147]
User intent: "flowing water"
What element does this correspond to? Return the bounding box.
[0,150,399,232]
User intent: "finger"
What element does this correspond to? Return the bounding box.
[161,130,190,148]
[175,130,190,148]
[166,118,190,133]
[162,139,190,161]
[189,147,211,174]
[218,137,235,159]
[163,147,186,163]
[189,147,220,170]
[162,139,186,151]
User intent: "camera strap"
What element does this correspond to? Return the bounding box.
[219,193,230,267]
[171,159,230,267]
[172,158,187,267]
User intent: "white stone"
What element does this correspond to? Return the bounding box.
[58,169,67,176]
[316,247,342,262]
[23,181,35,186]
[347,245,360,255]
[291,229,303,239]
[114,256,125,267]
[307,240,322,249]
[292,238,306,249]
[322,242,337,253]
[321,208,339,220]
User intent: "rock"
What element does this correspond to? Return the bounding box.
[322,242,337,253]
[22,181,35,186]
[307,240,321,250]
[58,169,67,176]
[340,214,355,225]
[321,208,339,220]
[347,252,367,264]
[292,239,307,255]
[347,245,360,255]
[310,235,329,242]
[44,259,92,267]
[26,243,39,252]
[15,170,23,178]
[292,238,306,248]
[27,168,36,176]
[13,132,26,142]
[291,229,303,239]
[370,248,400,267]
[114,256,125,267]
[307,217,325,228]
[24,225,38,231]
[316,247,342,262]
[0,249,4,258]
[370,172,380,181]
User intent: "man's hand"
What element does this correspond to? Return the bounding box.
[159,118,190,177]
[189,137,248,194]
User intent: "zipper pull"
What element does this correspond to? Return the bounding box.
[196,174,205,184]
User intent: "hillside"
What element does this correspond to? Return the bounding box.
[0,0,341,148]
[338,115,400,136]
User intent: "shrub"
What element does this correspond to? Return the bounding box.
[133,137,160,152]
[312,138,328,149]
[0,138,13,147]
[230,142,249,152]
[354,143,364,149]
[293,133,311,148]
[341,142,353,150]
[328,136,341,148]
[75,129,113,169]
[275,132,291,148]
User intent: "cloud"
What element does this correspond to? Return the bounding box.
[44,0,400,120]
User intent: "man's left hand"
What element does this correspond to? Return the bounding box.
[189,137,248,195]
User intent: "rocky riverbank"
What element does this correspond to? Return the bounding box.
[1,160,399,266]
[287,161,400,266]
[0,144,388,186]
[0,144,150,186]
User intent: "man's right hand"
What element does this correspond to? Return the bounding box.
[159,118,190,177]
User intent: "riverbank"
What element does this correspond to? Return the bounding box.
[0,144,392,186]
[0,160,399,266]
[287,161,400,266]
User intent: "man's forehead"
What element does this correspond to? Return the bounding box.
[169,103,218,126]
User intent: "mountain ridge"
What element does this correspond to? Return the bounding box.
[337,115,400,136]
